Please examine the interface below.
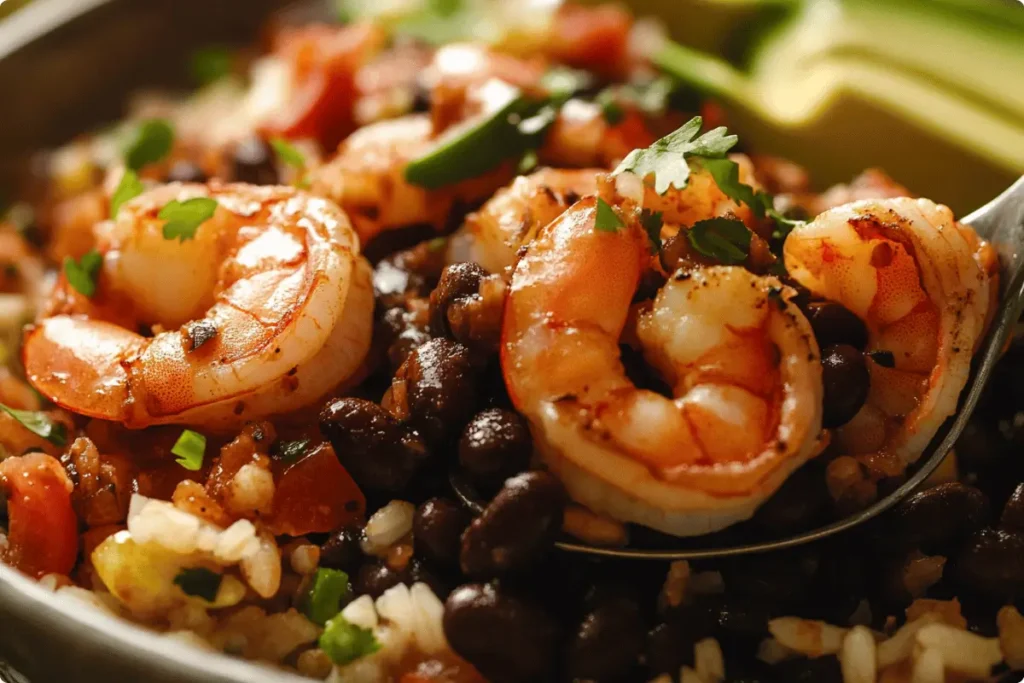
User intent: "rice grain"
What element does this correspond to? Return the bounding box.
[839,625,876,683]
[768,617,847,657]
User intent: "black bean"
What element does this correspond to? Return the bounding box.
[388,326,432,373]
[955,419,1010,471]
[430,263,485,338]
[720,550,817,606]
[353,560,406,599]
[444,583,560,683]
[894,482,990,553]
[820,344,870,428]
[645,621,696,676]
[230,136,279,185]
[458,409,533,496]
[319,526,364,572]
[806,302,868,350]
[565,598,646,682]
[399,338,479,445]
[164,159,209,184]
[460,471,566,579]
[772,656,843,683]
[752,464,830,534]
[1001,483,1024,532]
[319,398,429,494]
[413,497,470,568]
[953,528,1024,602]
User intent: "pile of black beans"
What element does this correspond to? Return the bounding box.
[315,250,1024,682]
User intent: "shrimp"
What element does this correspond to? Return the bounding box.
[23,183,374,430]
[784,197,996,472]
[501,194,825,536]
[307,114,512,245]
[447,167,602,273]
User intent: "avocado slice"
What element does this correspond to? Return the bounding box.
[651,0,1024,211]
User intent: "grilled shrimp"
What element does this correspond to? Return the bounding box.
[23,183,373,430]
[448,168,602,273]
[307,114,512,245]
[784,197,996,471]
[502,194,825,536]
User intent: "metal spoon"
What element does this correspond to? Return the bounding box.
[453,176,1024,560]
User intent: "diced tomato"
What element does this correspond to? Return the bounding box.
[0,453,79,577]
[261,22,386,150]
[550,3,633,78]
[264,443,365,536]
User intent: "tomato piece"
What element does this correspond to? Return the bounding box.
[0,453,79,577]
[265,443,365,536]
[262,22,385,149]
[551,3,633,78]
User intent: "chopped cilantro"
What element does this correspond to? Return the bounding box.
[270,137,306,169]
[123,119,174,172]
[191,47,233,86]
[276,438,311,463]
[597,89,626,125]
[594,197,625,233]
[0,405,66,446]
[159,197,219,242]
[110,170,144,218]
[612,116,738,195]
[641,209,664,254]
[320,614,381,665]
[63,250,103,298]
[172,429,206,471]
[173,567,222,602]
[686,217,751,265]
[540,67,595,101]
[303,568,351,626]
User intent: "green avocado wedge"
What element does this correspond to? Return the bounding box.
[646,0,1024,213]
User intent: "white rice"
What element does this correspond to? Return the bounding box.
[361,500,415,556]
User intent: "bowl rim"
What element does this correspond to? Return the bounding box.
[0,1,313,680]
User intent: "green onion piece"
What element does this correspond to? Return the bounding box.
[276,438,310,464]
[319,614,381,665]
[303,568,351,626]
[517,149,539,175]
[158,197,219,242]
[191,47,233,86]
[270,137,307,169]
[63,249,103,298]
[540,66,595,101]
[405,82,529,190]
[594,197,624,233]
[124,119,174,172]
[110,170,144,218]
[0,405,66,447]
[174,567,222,602]
[172,429,206,471]
[686,217,752,265]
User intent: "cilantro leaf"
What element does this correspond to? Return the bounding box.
[124,119,174,171]
[0,405,66,446]
[612,116,738,195]
[270,137,306,169]
[63,250,103,298]
[320,615,381,665]
[594,197,625,233]
[159,197,218,242]
[276,438,311,464]
[641,209,664,254]
[172,429,206,471]
[303,568,351,626]
[700,157,763,215]
[686,217,751,265]
[191,47,233,86]
[110,170,144,218]
[174,567,222,602]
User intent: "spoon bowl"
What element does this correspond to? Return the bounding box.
[453,176,1024,560]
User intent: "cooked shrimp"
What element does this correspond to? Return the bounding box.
[784,197,995,471]
[447,167,601,273]
[23,183,373,430]
[635,154,761,229]
[307,114,512,245]
[502,194,825,536]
